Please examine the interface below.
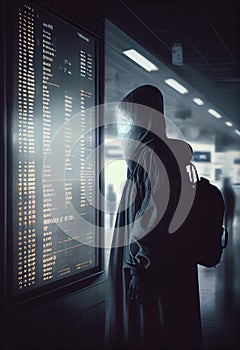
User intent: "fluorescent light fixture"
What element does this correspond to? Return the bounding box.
[208,109,222,119]
[164,78,188,94]
[225,121,233,127]
[193,98,204,106]
[123,49,158,72]
[234,129,240,136]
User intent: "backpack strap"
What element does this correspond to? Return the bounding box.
[189,162,199,183]
[222,227,228,249]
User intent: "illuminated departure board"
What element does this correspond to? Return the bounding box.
[11,2,100,297]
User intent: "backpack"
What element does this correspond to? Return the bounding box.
[175,163,228,268]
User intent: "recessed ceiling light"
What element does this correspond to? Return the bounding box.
[123,49,158,72]
[164,78,188,94]
[208,109,222,119]
[193,98,204,106]
[225,121,233,127]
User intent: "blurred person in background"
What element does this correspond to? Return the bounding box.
[106,183,117,228]
[222,176,236,236]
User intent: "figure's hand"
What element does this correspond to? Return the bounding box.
[129,274,147,302]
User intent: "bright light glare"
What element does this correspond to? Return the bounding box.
[208,109,222,119]
[193,98,204,105]
[164,78,188,94]
[123,49,158,72]
[105,159,127,198]
[225,121,233,127]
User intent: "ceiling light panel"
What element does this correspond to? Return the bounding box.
[193,98,204,105]
[123,49,158,72]
[234,129,240,136]
[164,78,188,94]
[208,109,222,119]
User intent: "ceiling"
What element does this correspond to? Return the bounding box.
[82,0,240,147]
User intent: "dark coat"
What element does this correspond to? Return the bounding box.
[105,85,202,350]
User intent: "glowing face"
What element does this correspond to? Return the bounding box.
[116,108,133,135]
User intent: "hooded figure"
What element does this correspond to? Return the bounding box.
[104,85,202,350]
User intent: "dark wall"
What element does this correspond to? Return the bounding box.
[1,277,107,350]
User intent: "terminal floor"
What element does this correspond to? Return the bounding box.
[199,214,240,350]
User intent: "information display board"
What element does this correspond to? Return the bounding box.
[8,1,102,300]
